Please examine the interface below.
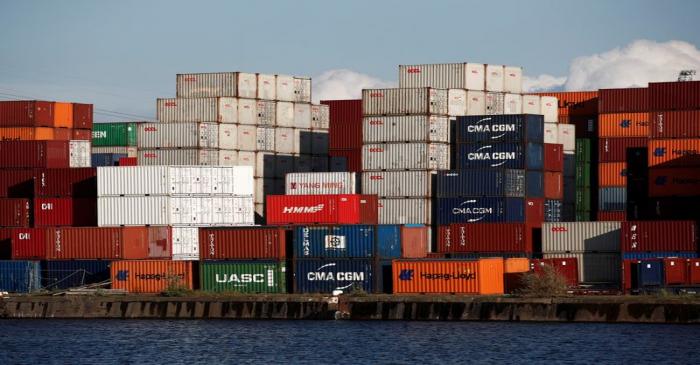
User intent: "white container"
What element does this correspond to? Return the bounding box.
[236,125,257,151]
[504,66,523,94]
[171,227,200,261]
[218,150,238,166]
[448,89,467,116]
[274,153,295,179]
[256,100,276,126]
[294,77,312,103]
[543,252,621,284]
[398,63,485,90]
[254,177,277,204]
[275,127,296,154]
[362,115,449,143]
[137,122,219,149]
[504,93,523,114]
[485,64,505,92]
[138,149,220,166]
[311,130,329,155]
[558,123,576,151]
[218,123,237,150]
[256,127,276,151]
[276,101,295,127]
[257,74,276,100]
[276,75,295,102]
[92,146,137,157]
[362,170,433,197]
[485,92,505,115]
[156,97,237,123]
[310,104,329,129]
[362,143,450,171]
[311,155,329,172]
[294,154,313,173]
[238,98,257,125]
[294,103,312,129]
[541,96,559,123]
[542,222,621,253]
[522,95,541,115]
[175,72,256,98]
[69,140,91,167]
[362,88,448,116]
[97,165,254,197]
[378,198,432,224]
[285,172,356,195]
[544,123,559,144]
[466,90,486,115]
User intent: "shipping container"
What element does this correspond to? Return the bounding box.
[276,75,295,102]
[171,226,199,260]
[504,93,523,114]
[92,122,137,147]
[137,122,219,149]
[557,124,575,151]
[0,101,54,127]
[362,88,448,116]
[294,103,312,129]
[322,100,362,150]
[394,225,430,259]
[71,103,92,129]
[93,146,137,157]
[485,65,504,92]
[530,257,579,287]
[598,162,627,187]
[91,153,125,167]
[542,222,621,253]
[138,149,220,166]
[9,228,44,259]
[363,171,433,198]
[457,142,543,170]
[599,187,626,211]
[648,167,700,197]
[504,66,523,94]
[597,211,626,222]
[294,77,312,103]
[485,92,504,115]
[392,258,504,294]
[329,149,362,173]
[598,138,647,162]
[504,257,530,273]
[544,144,564,172]
[663,258,688,285]
[176,72,257,98]
[71,129,91,140]
[650,110,700,138]
[540,96,559,124]
[649,80,700,111]
[32,198,73,227]
[50,103,72,127]
[285,172,355,195]
[266,195,377,225]
[544,172,563,200]
[362,115,449,143]
[621,221,696,253]
[454,114,544,143]
[575,139,593,163]
[522,95,540,115]
[362,143,450,171]
[598,87,649,113]
[398,63,485,90]
[447,88,467,116]
[689,259,700,285]
[568,115,598,139]
[156,97,237,123]
[295,258,373,293]
[543,252,620,284]
[436,169,538,198]
[575,188,593,212]
[236,99,275,126]
[0,127,69,141]
[0,260,40,293]
[436,197,527,224]
[377,198,431,225]
[533,91,598,116]
[648,138,700,167]
[0,170,35,198]
[257,73,276,100]
[294,225,375,258]
[622,252,697,260]
[439,223,532,253]
[276,101,294,127]
[0,199,30,227]
[599,113,649,137]
[200,261,286,293]
[28,168,96,198]
[41,260,110,290]
[575,163,592,188]
[0,141,73,168]
[198,227,286,260]
[545,199,563,222]
[111,260,193,293]
[310,104,330,130]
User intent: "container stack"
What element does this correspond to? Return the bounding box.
[91,122,138,166]
[0,101,92,142]
[574,138,595,221]
[322,99,363,173]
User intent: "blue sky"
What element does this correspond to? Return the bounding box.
[1,0,699,121]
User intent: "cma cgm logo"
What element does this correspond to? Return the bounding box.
[654,147,666,157]
[467,145,514,167]
[406,67,421,73]
[551,226,568,232]
[282,204,324,214]
[466,117,515,140]
[399,269,414,281]
[308,263,365,291]
[452,200,493,222]
[116,270,129,281]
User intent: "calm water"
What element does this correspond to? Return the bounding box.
[0,320,698,364]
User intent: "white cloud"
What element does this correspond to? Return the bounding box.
[312,69,395,103]
[523,39,700,92]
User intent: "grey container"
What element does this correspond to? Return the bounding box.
[362,143,450,171]
[543,252,621,285]
[362,88,448,116]
[156,97,237,123]
[362,170,434,198]
[378,198,432,224]
[599,187,626,212]
[362,115,449,143]
[92,146,137,157]
[175,72,257,98]
[137,122,219,149]
[485,92,505,115]
[398,63,485,90]
[311,104,330,130]
[138,149,220,166]
[542,222,621,253]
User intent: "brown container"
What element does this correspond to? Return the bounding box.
[650,110,700,139]
[0,199,31,227]
[599,113,649,137]
[534,91,598,116]
[596,211,626,221]
[111,260,193,293]
[544,143,564,172]
[0,101,54,127]
[321,99,363,150]
[198,226,287,260]
[438,223,533,253]
[598,137,648,162]
[400,225,430,258]
[621,221,696,253]
[598,87,648,113]
[599,162,627,187]
[0,141,71,168]
[649,81,700,111]
[44,226,172,260]
[71,129,92,140]
[392,258,504,294]
[53,102,73,128]
[71,103,93,129]
[531,257,579,287]
[648,138,700,167]
[648,167,700,197]
[544,172,563,200]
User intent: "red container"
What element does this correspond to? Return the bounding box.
[525,198,544,227]
[649,167,700,197]
[664,258,688,285]
[266,194,378,225]
[598,87,648,113]
[34,168,97,197]
[400,225,430,258]
[622,259,634,293]
[329,149,362,173]
[198,227,287,260]
[118,157,138,166]
[597,211,626,221]
[439,223,532,253]
[0,198,31,227]
[33,198,73,227]
[648,138,700,167]
[543,143,564,172]
[71,129,92,140]
[71,103,93,129]
[544,172,563,200]
[321,99,363,150]
[598,137,648,162]
[0,141,71,168]
[534,91,599,116]
[620,221,697,253]
[46,226,171,260]
[0,170,34,198]
[649,110,700,139]
[531,258,579,287]
[0,101,54,127]
[649,81,700,111]
[9,228,46,259]
[599,162,627,187]
[689,259,700,285]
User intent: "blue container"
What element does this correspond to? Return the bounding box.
[0,260,40,293]
[294,225,375,258]
[376,225,401,259]
[544,200,563,222]
[622,252,698,260]
[599,187,626,211]
[638,260,664,288]
[41,260,111,290]
[437,169,532,197]
[457,142,543,170]
[563,154,576,178]
[455,114,544,143]
[376,259,393,294]
[436,197,524,224]
[562,203,576,221]
[563,177,576,205]
[294,259,374,294]
[527,171,544,198]
[91,153,126,167]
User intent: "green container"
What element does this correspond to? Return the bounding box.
[575,163,591,188]
[575,187,591,211]
[575,139,591,163]
[200,261,286,293]
[575,210,592,222]
[92,122,137,147]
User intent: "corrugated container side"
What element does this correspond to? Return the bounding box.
[266,194,378,225]
[649,80,700,111]
[378,198,432,225]
[362,171,432,198]
[598,138,648,162]
[198,227,286,260]
[533,91,598,116]
[138,122,219,149]
[111,260,193,293]
[599,187,626,211]
[0,141,70,168]
[0,260,41,293]
[362,115,450,143]
[544,172,563,200]
[156,97,237,123]
[294,225,375,258]
[138,149,220,166]
[72,129,91,140]
[392,259,504,294]
[362,143,450,171]
[362,88,448,116]
[398,63,484,90]
[200,261,286,293]
[176,72,247,98]
[648,139,700,168]
[322,100,363,150]
[599,113,649,137]
[598,87,649,113]
[650,110,700,138]
[441,223,532,253]
[0,101,54,127]
[329,149,362,173]
[41,260,110,290]
[544,144,564,172]
[71,103,93,129]
[542,252,620,284]
[10,228,46,259]
[597,211,626,222]
[455,114,544,143]
[599,162,627,187]
[92,123,137,147]
[457,142,543,170]
[531,257,579,287]
[399,225,430,258]
[648,167,700,197]
[542,222,621,252]
[621,221,697,253]
[295,258,373,293]
[436,169,529,198]
[436,197,525,224]
[285,172,356,195]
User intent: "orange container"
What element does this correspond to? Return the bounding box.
[392,258,504,294]
[544,172,563,200]
[504,258,530,273]
[0,127,74,141]
[599,113,649,137]
[53,102,73,128]
[648,139,700,167]
[111,260,193,294]
[599,162,627,187]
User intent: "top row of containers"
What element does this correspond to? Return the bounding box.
[598,81,700,113]
[0,101,93,129]
[175,72,311,102]
[398,63,522,93]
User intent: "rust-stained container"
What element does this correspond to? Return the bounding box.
[664,258,689,285]
[439,223,533,253]
[43,227,172,260]
[504,258,530,273]
[534,91,598,116]
[0,199,31,227]
[599,162,627,187]
[111,260,193,294]
[52,102,72,128]
[266,194,378,225]
[198,226,287,260]
[598,138,647,162]
[321,99,363,150]
[621,221,696,253]
[71,103,93,129]
[544,143,564,172]
[649,167,700,197]
[544,172,563,200]
[531,257,579,287]
[598,87,648,113]
[648,139,700,167]
[0,101,54,127]
[599,113,649,137]
[392,258,504,294]
[71,129,92,140]
[0,141,71,168]
[649,81,700,111]
[650,110,700,139]
[689,259,700,285]
[9,228,45,259]
[597,211,626,221]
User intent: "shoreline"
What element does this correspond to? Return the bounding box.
[1,294,699,323]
